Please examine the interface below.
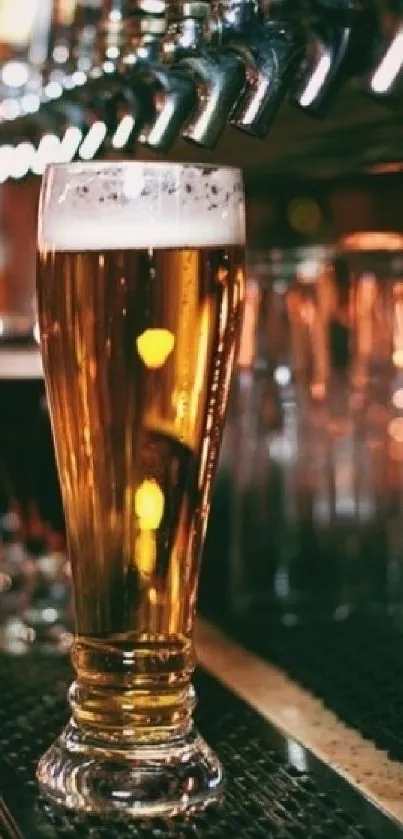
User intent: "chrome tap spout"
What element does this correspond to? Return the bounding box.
[292,0,373,114]
[229,20,303,138]
[177,49,245,147]
[135,0,246,150]
[134,64,196,150]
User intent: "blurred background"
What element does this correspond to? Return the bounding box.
[3,0,403,654]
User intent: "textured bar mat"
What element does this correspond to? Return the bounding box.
[200,473,403,769]
[205,611,403,767]
[0,654,399,839]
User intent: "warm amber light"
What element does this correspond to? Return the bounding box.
[58,0,76,26]
[136,329,175,369]
[300,300,316,327]
[393,282,403,299]
[356,274,377,310]
[393,349,403,368]
[341,232,403,252]
[392,388,403,409]
[388,417,403,443]
[135,530,157,577]
[216,267,228,285]
[389,438,403,461]
[310,381,326,401]
[0,0,38,47]
[238,279,260,368]
[134,479,165,531]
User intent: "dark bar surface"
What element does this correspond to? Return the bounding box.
[205,608,403,764]
[201,476,403,769]
[0,653,401,839]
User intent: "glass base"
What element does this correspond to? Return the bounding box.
[37,719,224,819]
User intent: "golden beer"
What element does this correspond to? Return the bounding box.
[36,162,245,817]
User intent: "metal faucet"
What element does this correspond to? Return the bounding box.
[170,2,246,149]
[135,0,303,149]
[132,0,248,151]
[228,2,304,138]
[0,0,170,153]
[77,0,168,146]
[292,0,375,114]
[132,1,202,151]
[0,0,385,174]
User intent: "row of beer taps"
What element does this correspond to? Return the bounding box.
[0,0,400,165]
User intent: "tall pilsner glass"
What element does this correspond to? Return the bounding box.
[36,161,246,817]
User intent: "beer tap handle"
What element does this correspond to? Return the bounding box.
[169,0,250,149]
[133,0,202,151]
[134,65,197,151]
[229,20,303,138]
[177,50,246,148]
[292,0,374,115]
[134,0,246,151]
[65,5,168,153]
[370,0,403,96]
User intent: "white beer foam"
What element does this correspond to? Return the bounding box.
[39,161,245,250]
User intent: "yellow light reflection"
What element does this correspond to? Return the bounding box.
[136,329,175,369]
[341,231,403,252]
[310,381,326,401]
[134,479,165,531]
[135,530,157,577]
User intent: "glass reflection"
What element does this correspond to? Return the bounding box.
[227,243,403,624]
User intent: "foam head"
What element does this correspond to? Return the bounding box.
[38,161,246,251]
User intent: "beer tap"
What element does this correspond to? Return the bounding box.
[29,2,103,109]
[131,1,199,152]
[370,1,403,96]
[0,1,103,149]
[0,0,390,175]
[132,0,248,151]
[168,1,246,148]
[228,0,304,138]
[292,0,375,115]
[42,1,83,93]
[136,0,303,149]
[3,1,168,158]
[81,1,166,151]
[70,0,104,78]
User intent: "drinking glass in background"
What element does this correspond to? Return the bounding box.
[226,235,403,625]
[36,161,245,817]
[0,351,72,654]
[0,173,72,654]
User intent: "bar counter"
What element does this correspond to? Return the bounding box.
[0,616,402,839]
[2,347,403,838]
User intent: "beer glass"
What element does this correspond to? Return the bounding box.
[36,161,245,817]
